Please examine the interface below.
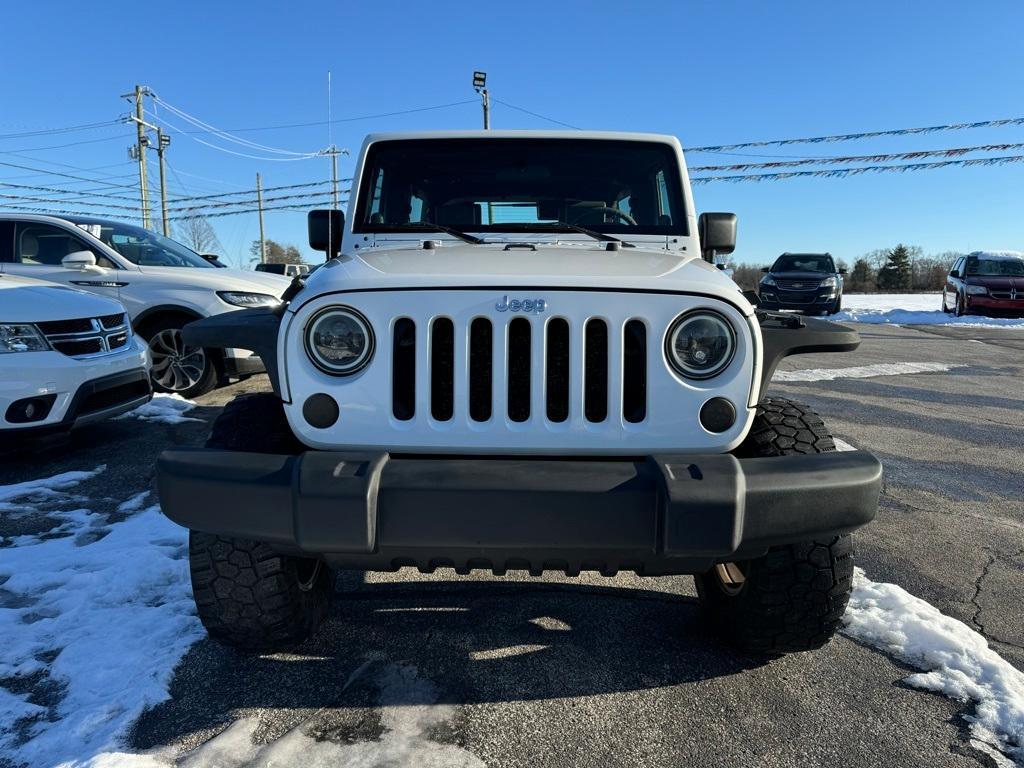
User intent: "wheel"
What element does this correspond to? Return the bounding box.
[829,295,842,315]
[941,291,952,313]
[143,319,218,398]
[697,397,854,656]
[190,394,329,650]
[955,292,967,317]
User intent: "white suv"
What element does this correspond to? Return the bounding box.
[1,273,150,444]
[0,215,290,397]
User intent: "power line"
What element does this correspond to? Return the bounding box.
[0,180,144,203]
[492,99,581,130]
[691,153,1024,184]
[0,159,142,191]
[685,116,1024,153]
[166,189,350,214]
[0,119,124,140]
[689,141,1024,172]
[0,133,127,154]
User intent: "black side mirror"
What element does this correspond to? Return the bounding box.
[697,212,737,262]
[761,266,770,273]
[308,209,344,258]
[838,267,848,275]
[742,289,761,306]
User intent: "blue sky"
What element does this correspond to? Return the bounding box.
[2,0,1022,267]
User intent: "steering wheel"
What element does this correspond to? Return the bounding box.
[569,206,637,226]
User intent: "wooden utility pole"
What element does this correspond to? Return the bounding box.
[256,172,266,263]
[156,129,171,236]
[331,148,340,209]
[131,85,151,228]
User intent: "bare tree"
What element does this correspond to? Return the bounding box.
[249,239,304,265]
[176,215,222,255]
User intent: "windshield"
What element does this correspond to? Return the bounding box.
[355,138,687,236]
[73,220,213,268]
[771,254,835,273]
[966,257,1024,276]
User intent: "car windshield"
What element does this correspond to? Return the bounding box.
[73,220,213,268]
[355,138,687,236]
[965,257,1024,276]
[772,254,834,273]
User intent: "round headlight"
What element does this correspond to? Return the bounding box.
[304,307,374,375]
[665,310,736,380]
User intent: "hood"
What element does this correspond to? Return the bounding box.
[966,275,1023,289]
[298,241,749,311]
[134,266,292,296]
[765,270,834,281]
[0,273,125,323]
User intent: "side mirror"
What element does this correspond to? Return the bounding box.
[761,266,770,273]
[308,209,344,258]
[742,289,761,307]
[838,267,848,275]
[61,250,98,271]
[697,212,737,262]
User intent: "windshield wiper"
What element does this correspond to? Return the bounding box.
[521,222,636,248]
[387,223,485,245]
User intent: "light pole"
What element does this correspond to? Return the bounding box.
[157,130,171,236]
[473,71,490,130]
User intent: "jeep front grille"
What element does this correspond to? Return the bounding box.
[388,315,647,425]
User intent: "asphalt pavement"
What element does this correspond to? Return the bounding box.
[3,323,1022,767]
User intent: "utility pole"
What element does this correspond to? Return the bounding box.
[331,148,339,209]
[256,173,266,264]
[473,71,490,129]
[156,129,171,236]
[124,85,152,228]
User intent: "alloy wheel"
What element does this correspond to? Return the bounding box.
[149,328,207,392]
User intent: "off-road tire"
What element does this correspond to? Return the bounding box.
[190,393,329,651]
[206,392,305,454]
[189,532,332,651]
[699,397,853,656]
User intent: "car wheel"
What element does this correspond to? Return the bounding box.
[190,393,329,651]
[955,292,967,317]
[829,296,842,315]
[696,397,854,656]
[145,323,218,399]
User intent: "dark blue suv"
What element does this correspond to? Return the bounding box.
[758,253,845,315]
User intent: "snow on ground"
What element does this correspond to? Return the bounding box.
[844,568,1024,765]
[835,293,1024,327]
[0,470,202,768]
[117,394,199,425]
[774,361,962,382]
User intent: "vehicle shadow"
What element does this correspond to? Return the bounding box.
[130,577,760,750]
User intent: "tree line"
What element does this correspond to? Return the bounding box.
[730,244,961,293]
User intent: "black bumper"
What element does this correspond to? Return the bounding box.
[758,290,839,312]
[157,449,881,576]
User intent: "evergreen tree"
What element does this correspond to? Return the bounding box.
[876,244,913,290]
[847,258,875,292]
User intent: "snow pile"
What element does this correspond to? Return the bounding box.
[118,393,199,425]
[835,293,1024,327]
[0,467,104,515]
[844,568,1024,764]
[774,361,961,382]
[0,472,202,767]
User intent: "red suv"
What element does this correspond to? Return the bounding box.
[943,251,1024,317]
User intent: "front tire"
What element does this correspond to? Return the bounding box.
[190,393,329,651]
[143,320,218,398]
[698,397,854,656]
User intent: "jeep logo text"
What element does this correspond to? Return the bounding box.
[495,295,547,314]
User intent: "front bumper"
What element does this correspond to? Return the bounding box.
[157,449,882,575]
[758,287,838,312]
[965,295,1024,316]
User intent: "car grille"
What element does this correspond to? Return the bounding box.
[389,315,647,426]
[774,278,824,291]
[37,313,131,359]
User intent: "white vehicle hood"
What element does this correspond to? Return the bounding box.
[135,266,291,296]
[0,273,126,323]
[300,242,750,312]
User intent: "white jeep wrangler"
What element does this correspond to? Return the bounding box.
[158,131,882,656]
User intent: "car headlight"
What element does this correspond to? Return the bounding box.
[304,307,375,375]
[217,291,281,308]
[820,276,838,288]
[965,285,988,295]
[761,275,777,287]
[665,310,736,380]
[0,323,49,354]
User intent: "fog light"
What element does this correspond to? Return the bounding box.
[303,393,339,429]
[699,397,736,433]
[5,394,57,424]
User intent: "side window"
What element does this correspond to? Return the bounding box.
[951,257,964,276]
[13,223,117,268]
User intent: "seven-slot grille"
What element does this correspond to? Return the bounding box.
[390,315,647,425]
[34,312,130,358]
